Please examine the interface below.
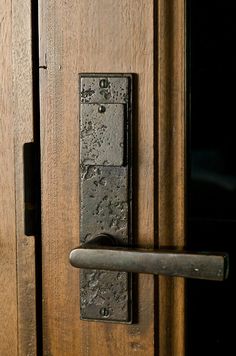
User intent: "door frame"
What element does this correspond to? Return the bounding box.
[0,0,37,355]
[158,1,186,355]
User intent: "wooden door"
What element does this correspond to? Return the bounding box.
[39,1,185,355]
[0,0,186,355]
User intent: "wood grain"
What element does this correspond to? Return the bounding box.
[158,1,186,355]
[39,0,155,355]
[12,1,37,354]
[0,1,18,354]
[0,1,36,354]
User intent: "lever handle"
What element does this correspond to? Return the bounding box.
[76,74,228,322]
[69,235,229,281]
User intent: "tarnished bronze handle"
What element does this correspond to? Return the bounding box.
[69,235,229,281]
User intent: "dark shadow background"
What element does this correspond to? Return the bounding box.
[187,1,236,355]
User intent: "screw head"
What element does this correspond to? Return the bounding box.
[98,105,106,113]
[99,79,108,88]
[100,307,110,318]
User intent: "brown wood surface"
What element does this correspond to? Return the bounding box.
[0,1,37,355]
[1,0,186,354]
[158,1,186,355]
[39,0,186,355]
[0,1,18,354]
[12,1,37,354]
[39,0,156,355]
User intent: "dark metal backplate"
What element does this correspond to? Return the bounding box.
[79,74,133,323]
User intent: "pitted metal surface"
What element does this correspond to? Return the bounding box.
[81,75,129,104]
[80,166,128,243]
[80,167,131,322]
[79,74,132,323]
[80,104,125,166]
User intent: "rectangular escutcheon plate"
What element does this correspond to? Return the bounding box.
[79,74,133,323]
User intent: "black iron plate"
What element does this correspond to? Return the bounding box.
[79,74,133,323]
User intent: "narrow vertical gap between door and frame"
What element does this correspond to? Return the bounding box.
[8,0,43,354]
[31,0,43,354]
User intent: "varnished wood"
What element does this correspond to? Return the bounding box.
[0,1,37,354]
[39,0,155,355]
[1,0,186,354]
[0,1,18,354]
[12,1,37,354]
[39,0,187,354]
[158,1,186,355]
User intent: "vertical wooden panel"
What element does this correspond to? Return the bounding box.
[158,1,186,355]
[39,0,156,355]
[0,1,36,354]
[0,1,18,354]
[12,1,37,354]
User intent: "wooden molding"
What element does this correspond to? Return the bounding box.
[1,0,37,355]
[158,0,186,355]
[12,0,37,354]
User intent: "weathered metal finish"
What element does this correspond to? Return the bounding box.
[80,104,125,166]
[81,167,129,243]
[79,74,132,323]
[80,75,129,104]
[70,237,229,281]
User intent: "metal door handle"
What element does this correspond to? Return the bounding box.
[69,234,229,282]
[75,74,228,323]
